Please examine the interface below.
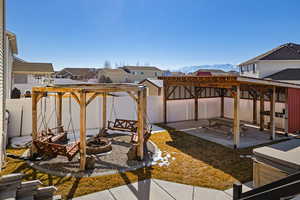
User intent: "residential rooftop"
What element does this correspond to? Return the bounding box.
[239,42,300,66]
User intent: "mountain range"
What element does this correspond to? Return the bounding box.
[175,64,239,74]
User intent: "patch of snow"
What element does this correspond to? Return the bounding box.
[151,150,175,167]
[10,136,32,148]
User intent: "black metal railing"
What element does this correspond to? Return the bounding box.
[233,171,300,200]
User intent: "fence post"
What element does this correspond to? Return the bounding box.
[233,182,242,200]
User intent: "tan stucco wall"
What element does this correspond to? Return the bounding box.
[98,70,132,83]
[127,69,163,82]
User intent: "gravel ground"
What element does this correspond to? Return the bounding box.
[31,134,152,176]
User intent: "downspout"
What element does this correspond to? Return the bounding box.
[0,0,6,170]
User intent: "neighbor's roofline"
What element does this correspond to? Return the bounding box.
[238,43,300,66]
[6,31,18,54]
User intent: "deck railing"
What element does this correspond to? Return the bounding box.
[233,171,300,200]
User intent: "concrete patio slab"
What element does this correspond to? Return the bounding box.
[194,187,231,200]
[109,179,175,200]
[73,179,236,200]
[153,179,194,200]
[73,190,114,200]
[167,119,289,149]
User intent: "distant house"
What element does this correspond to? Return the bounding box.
[55,68,97,81]
[120,66,163,82]
[238,43,300,79]
[13,58,54,84]
[5,31,18,98]
[139,78,163,96]
[97,68,131,83]
[12,58,54,94]
[163,70,185,76]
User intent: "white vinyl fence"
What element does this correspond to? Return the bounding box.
[6,95,285,138]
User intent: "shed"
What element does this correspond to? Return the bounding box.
[139,79,163,96]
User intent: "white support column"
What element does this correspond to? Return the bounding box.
[270,86,276,140]
[233,85,240,149]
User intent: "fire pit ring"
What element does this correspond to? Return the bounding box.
[86,137,112,155]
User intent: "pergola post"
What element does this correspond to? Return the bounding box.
[233,85,240,149]
[79,92,87,170]
[102,93,107,129]
[57,92,63,132]
[31,92,38,155]
[163,85,168,124]
[253,97,257,124]
[270,86,276,140]
[194,87,198,121]
[284,88,289,136]
[221,89,225,118]
[260,89,265,131]
[137,89,145,160]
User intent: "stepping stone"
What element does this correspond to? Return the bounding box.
[17,180,41,200]
[194,187,231,200]
[73,190,114,200]
[153,179,193,200]
[109,179,175,200]
[35,186,57,200]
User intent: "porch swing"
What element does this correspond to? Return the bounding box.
[33,94,80,161]
[107,95,152,143]
[107,96,138,133]
[36,95,67,143]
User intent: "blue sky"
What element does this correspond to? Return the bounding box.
[7,0,300,70]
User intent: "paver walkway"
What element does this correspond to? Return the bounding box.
[73,179,252,200]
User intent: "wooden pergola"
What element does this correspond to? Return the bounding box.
[159,76,300,148]
[31,83,147,170]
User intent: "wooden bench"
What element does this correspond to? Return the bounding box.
[107,119,138,132]
[33,140,80,161]
[206,118,248,135]
[37,126,67,144]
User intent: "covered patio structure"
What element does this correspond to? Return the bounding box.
[158,76,300,148]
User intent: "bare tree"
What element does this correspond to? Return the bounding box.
[104,60,111,69]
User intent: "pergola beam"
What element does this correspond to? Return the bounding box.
[70,92,80,105]
[194,86,198,121]
[233,85,240,149]
[56,92,63,132]
[31,92,38,155]
[163,86,168,123]
[79,92,87,170]
[86,92,100,106]
[260,89,265,131]
[137,90,145,160]
[270,86,276,140]
[102,93,107,129]
[127,91,138,102]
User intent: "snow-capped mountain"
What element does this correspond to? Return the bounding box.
[176,64,238,74]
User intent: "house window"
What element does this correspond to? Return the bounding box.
[253,64,256,73]
[154,72,158,76]
[141,72,144,75]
